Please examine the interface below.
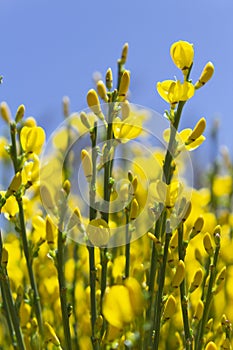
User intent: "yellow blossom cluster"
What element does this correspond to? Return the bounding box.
[0,40,232,350]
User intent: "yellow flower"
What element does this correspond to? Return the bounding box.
[112,115,142,143]
[156,180,182,209]
[22,154,40,185]
[103,277,144,329]
[0,191,19,219]
[20,126,45,155]
[170,40,194,73]
[157,80,195,107]
[163,118,206,151]
[213,175,232,197]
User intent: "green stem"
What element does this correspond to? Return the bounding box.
[178,224,193,349]
[100,104,115,304]
[71,244,80,350]
[16,197,43,335]
[124,210,130,278]
[0,277,18,349]
[163,101,186,184]
[57,229,72,350]
[88,122,99,349]
[0,233,26,350]
[195,245,220,350]
[152,220,172,350]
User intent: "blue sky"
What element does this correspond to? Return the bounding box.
[1,0,233,167]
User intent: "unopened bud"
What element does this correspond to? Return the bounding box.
[44,322,61,346]
[81,149,93,182]
[190,216,204,239]
[188,118,206,141]
[193,300,204,321]
[97,80,108,102]
[171,260,185,288]
[121,43,129,64]
[205,341,217,350]
[203,233,213,256]
[19,301,31,327]
[105,68,113,90]
[80,111,91,129]
[130,198,139,220]
[15,104,25,123]
[62,179,71,196]
[118,70,130,101]
[45,215,57,249]
[195,62,214,89]
[147,232,162,253]
[163,295,176,322]
[87,89,105,122]
[189,268,203,293]
[1,247,8,266]
[0,102,11,124]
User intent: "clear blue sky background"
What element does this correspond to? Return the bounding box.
[1,0,233,168]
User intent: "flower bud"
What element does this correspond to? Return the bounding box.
[188,118,206,142]
[147,233,162,254]
[87,89,105,122]
[189,268,203,293]
[0,102,11,124]
[45,215,57,249]
[118,70,130,101]
[62,179,71,196]
[120,43,129,64]
[44,322,61,346]
[203,233,214,256]
[105,68,113,90]
[19,301,31,327]
[193,300,204,321]
[190,216,204,239]
[163,295,176,322]
[80,111,91,129]
[195,62,214,89]
[15,104,25,123]
[130,198,139,220]
[1,247,8,266]
[205,341,217,350]
[97,80,108,102]
[171,260,185,288]
[81,149,93,182]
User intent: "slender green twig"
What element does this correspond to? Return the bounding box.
[0,284,18,349]
[152,220,172,350]
[100,103,114,304]
[195,244,220,350]
[71,243,80,350]
[16,196,43,335]
[57,228,72,350]
[178,224,193,349]
[0,232,26,350]
[88,122,99,349]
[124,210,130,278]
